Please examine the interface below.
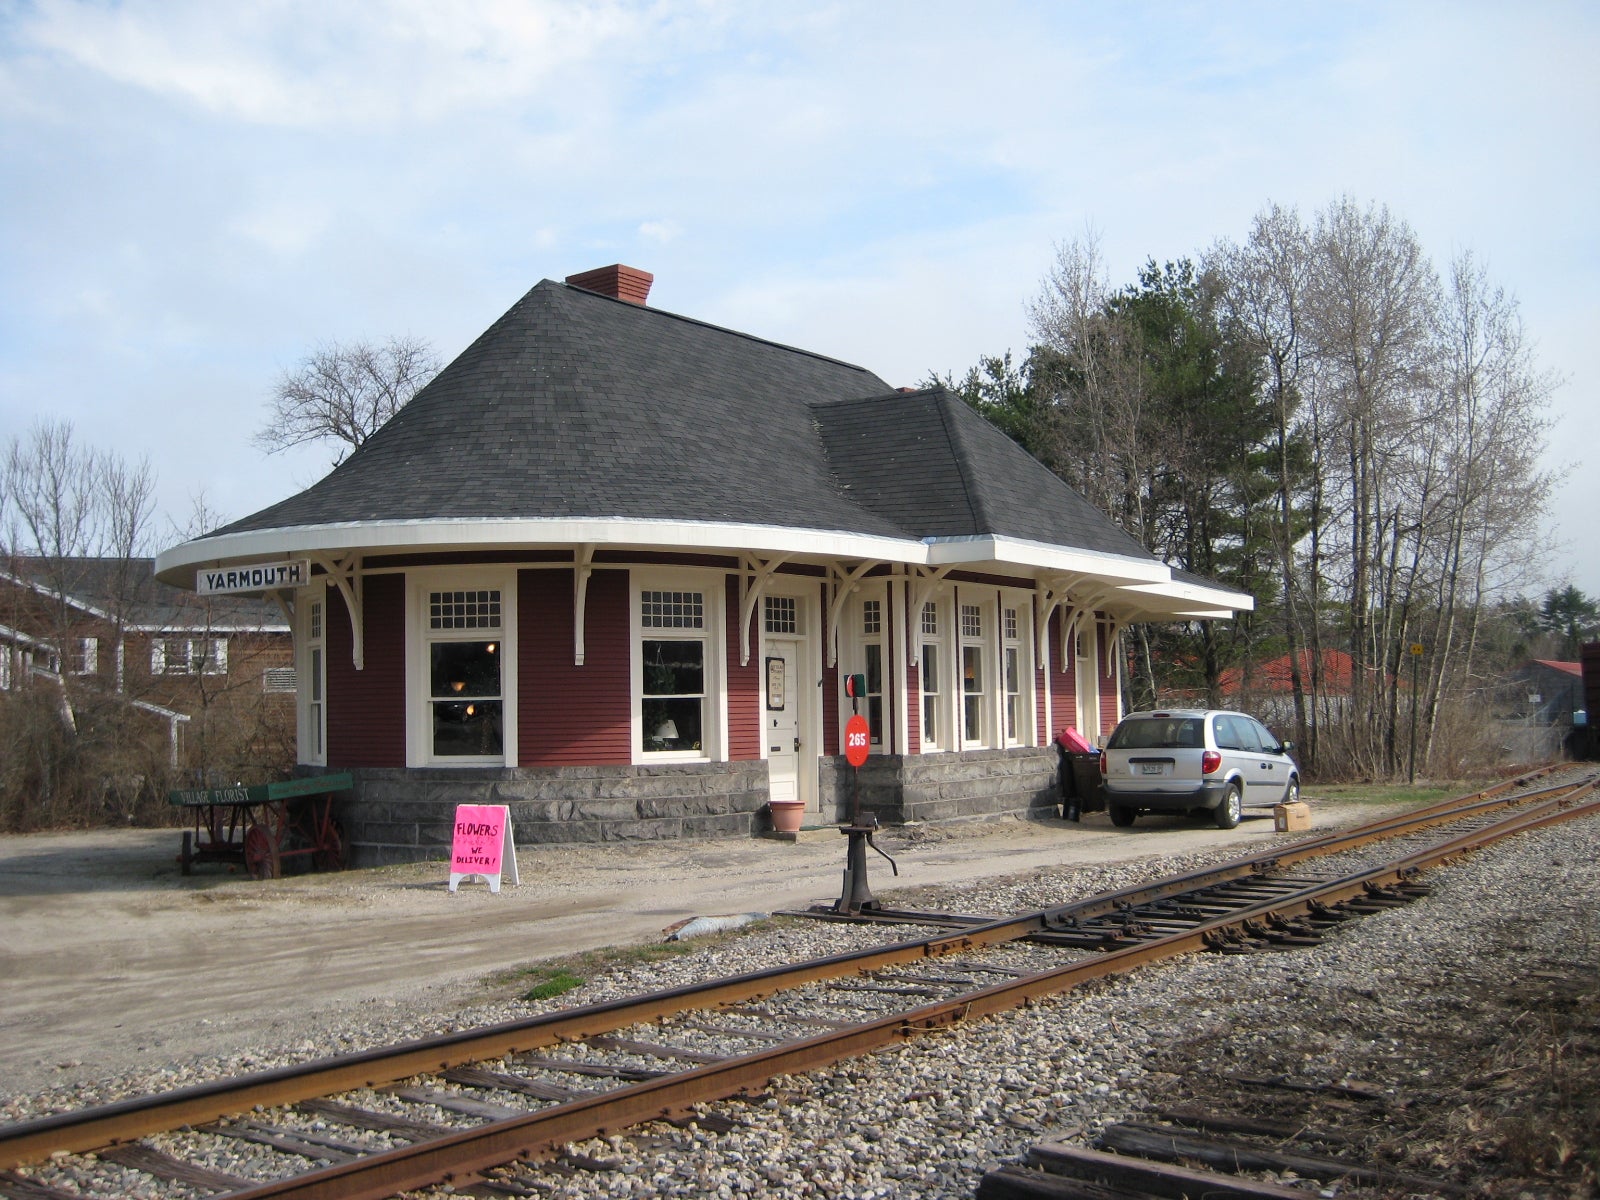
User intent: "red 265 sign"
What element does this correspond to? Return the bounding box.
[844,714,870,768]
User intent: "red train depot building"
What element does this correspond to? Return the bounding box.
[155,266,1251,864]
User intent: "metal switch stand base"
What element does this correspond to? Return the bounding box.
[833,819,898,916]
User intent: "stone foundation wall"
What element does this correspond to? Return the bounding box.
[342,762,771,866]
[820,746,1061,825]
[336,747,1062,865]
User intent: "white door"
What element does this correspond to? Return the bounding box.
[765,644,800,805]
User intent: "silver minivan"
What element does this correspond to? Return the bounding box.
[1098,709,1299,829]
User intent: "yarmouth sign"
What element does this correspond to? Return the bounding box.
[197,559,311,595]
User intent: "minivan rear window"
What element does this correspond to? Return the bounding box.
[1107,717,1203,750]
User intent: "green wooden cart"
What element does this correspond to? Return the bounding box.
[168,773,352,879]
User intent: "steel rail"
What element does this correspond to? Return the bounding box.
[211,783,1600,1200]
[0,766,1587,1172]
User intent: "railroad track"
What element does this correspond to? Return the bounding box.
[3,766,1596,1200]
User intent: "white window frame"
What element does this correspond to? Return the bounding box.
[958,598,991,749]
[406,569,518,768]
[152,637,226,675]
[918,599,948,752]
[75,637,99,676]
[632,570,725,764]
[841,587,888,748]
[299,585,327,765]
[997,592,1037,748]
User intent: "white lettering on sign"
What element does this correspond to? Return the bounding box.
[197,560,311,595]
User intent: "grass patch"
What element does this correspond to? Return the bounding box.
[488,919,781,1003]
[520,970,585,1002]
[1307,781,1479,807]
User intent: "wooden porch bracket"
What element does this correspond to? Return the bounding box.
[311,553,364,670]
[573,544,595,666]
[826,560,882,668]
[906,565,953,667]
[738,556,789,667]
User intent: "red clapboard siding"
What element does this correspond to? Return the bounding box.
[906,661,921,755]
[1097,621,1119,735]
[328,574,406,767]
[1048,617,1077,735]
[726,575,760,761]
[518,568,631,766]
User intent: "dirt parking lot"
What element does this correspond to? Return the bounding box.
[0,801,1391,1098]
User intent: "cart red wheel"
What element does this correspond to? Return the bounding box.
[244,823,280,880]
[314,819,347,872]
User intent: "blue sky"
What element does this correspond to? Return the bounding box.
[2,1,1597,597]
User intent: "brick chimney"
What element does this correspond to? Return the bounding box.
[564,264,654,305]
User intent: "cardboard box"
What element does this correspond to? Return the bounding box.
[1273,801,1311,832]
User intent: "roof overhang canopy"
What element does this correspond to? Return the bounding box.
[153,516,1253,619]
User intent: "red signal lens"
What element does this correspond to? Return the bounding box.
[1201,750,1222,774]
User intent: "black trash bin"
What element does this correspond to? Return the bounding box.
[1054,729,1104,820]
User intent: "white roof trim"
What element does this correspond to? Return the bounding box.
[922,534,1170,585]
[154,516,1252,618]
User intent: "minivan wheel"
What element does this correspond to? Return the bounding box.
[1108,803,1137,828]
[1284,776,1300,806]
[1214,783,1243,829]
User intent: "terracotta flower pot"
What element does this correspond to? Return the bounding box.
[768,799,806,833]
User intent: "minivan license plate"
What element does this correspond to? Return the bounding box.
[1140,762,1164,775]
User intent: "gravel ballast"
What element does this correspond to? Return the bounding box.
[4,802,1596,1199]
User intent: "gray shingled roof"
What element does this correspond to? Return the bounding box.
[812,389,1152,558]
[210,280,1157,565]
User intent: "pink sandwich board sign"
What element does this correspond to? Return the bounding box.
[447,804,520,893]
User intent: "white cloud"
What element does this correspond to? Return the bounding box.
[637,219,681,244]
[15,0,652,126]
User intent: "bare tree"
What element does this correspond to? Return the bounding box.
[1306,198,1440,773]
[1210,204,1321,765]
[256,335,441,462]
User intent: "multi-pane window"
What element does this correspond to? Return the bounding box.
[764,595,797,634]
[427,589,503,759]
[642,589,706,754]
[642,590,703,629]
[75,637,99,675]
[152,638,227,675]
[861,600,884,745]
[920,603,941,749]
[264,666,296,694]
[306,598,325,761]
[961,604,982,640]
[430,590,501,629]
[1003,606,1022,743]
